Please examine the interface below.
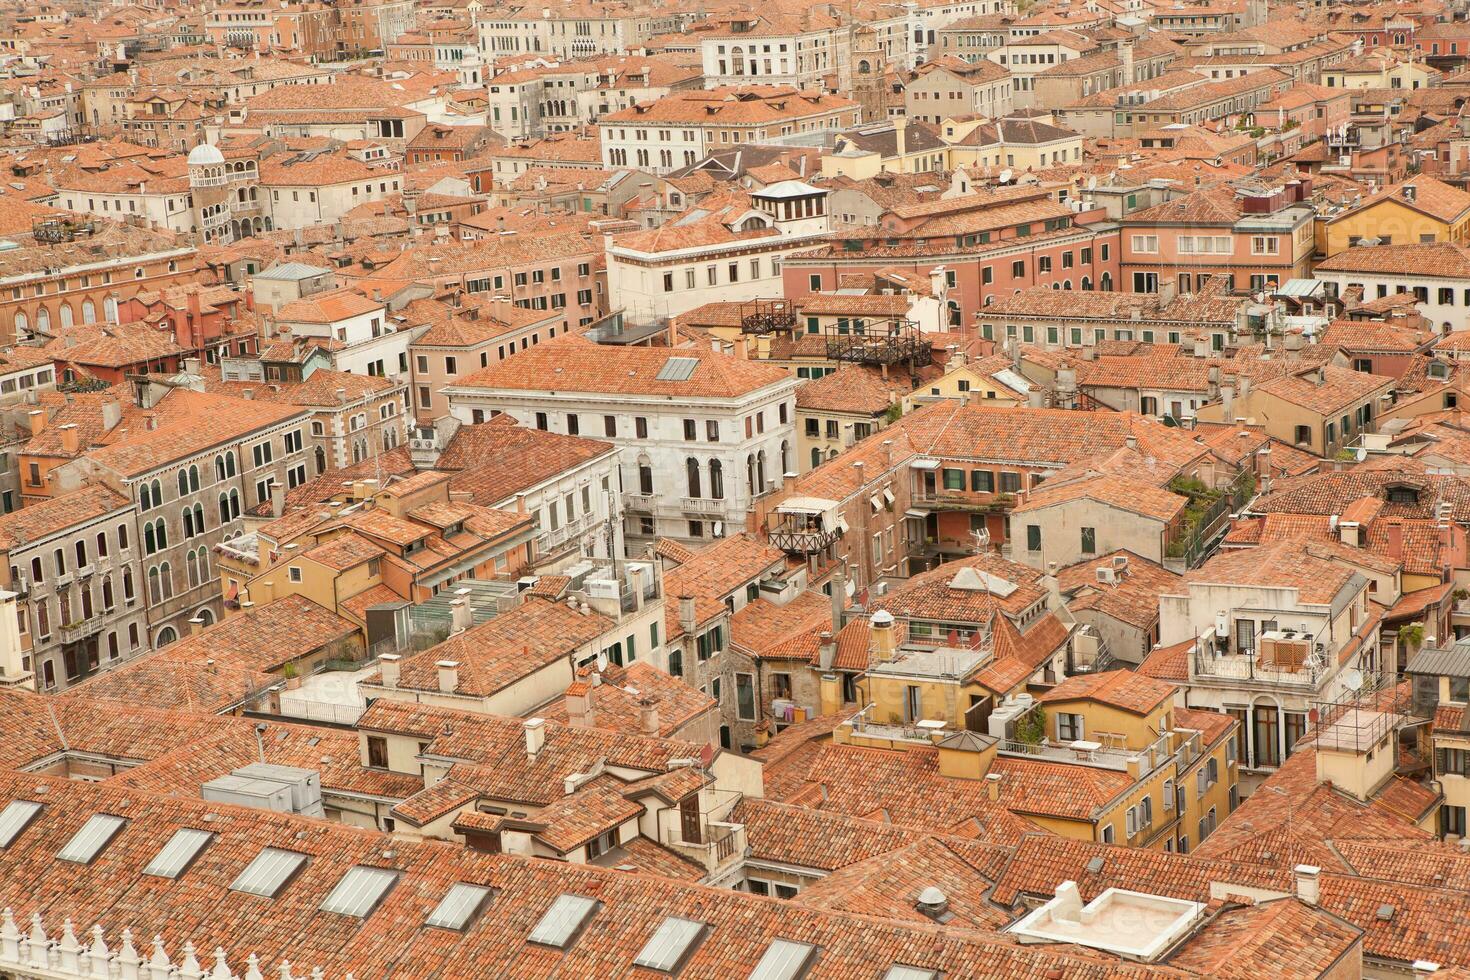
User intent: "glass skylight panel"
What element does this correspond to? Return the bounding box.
[320,865,400,917]
[656,356,699,381]
[528,894,600,950]
[634,917,708,973]
[748,939,818,980]
[426,883,493,931]
[229,847,307,898]
[56,814,126,865]
[884,967,939,980]
[143,828,214,879]
[0,800,42,848]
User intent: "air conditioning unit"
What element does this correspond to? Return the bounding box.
[1095,566,1116,584]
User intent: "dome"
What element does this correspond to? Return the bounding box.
[186,143,225,167]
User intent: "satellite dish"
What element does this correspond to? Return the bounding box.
[998,168,1014,184]
[596,652,609,672]
[1342,668,1363,692]
[1356,447,1367,462]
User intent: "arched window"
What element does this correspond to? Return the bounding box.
[123,567,134,601]
[686,457,702,498]
[746,455,755,495]
[314,446,326,474]
[638,459,653,495]
[81,300,96,324]
[74,540,87,568]
[159,562,173,599]
[37,600,48,637]
[147,566,161,604]
[218,492,230,525]
[811,447,822,469]
[140,483,153,511]
[155,625,177,647]
[150,479,161,506]
[1101,272,1113,292]
[709,459,724,500]
[225,453,236,478]
[215,455,226,482]
[229,489,240,520]
[188,466,199,492]
[1081,276,1093,291]
[780,441,791,478]
[194,606,214,627]
[183,509,194,539]
[102,576,114,609]
[104,296,119,323]
[196,546,210,582]
[13,311,26,336]
[144,522,157,556]
[193,503,204,536]
[59,304,74,328]
[96,531,108,558]
[756,451,768,496]
[186,550,198,588]
[36,308,49,332]
[178,470,190,497]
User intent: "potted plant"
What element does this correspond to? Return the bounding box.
[282,661,302,690]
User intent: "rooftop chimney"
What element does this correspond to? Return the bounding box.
[817,631,836,671]
[566,682,593,728]
[1294,864,1321,905]
[436,660,460,694]
[830,569,846,631]
[58,423,80,455]
[449,598,472,634]
[678,595,697,638]
[379,653,400,688]
[269,482,285,519]
[638,697,660,736]
[524,716,546,757]
[870,609,897,662]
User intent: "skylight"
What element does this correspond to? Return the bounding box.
[320,866,400,918]
[0,800,42,848]
[229,848,308,898]
[57,814,126,865]
[426,882,493,931]
[883,967,939,980]
[142,828,214,879]
[748,939,818,980]
[634,917,708,973]
[528,894,600,950]
[655,356,699,381]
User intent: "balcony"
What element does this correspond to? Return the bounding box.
[766,515,841,556]
[911,487,1016,514]
[538,514,595,552]
[624,493,656,514]
[1190,649,1327,689]
[679,496,726,517]
[826,327,933,368]
[57,617,105,644]
[996,730,1175,773]
[662,819,746,875]
[739,299,797,335]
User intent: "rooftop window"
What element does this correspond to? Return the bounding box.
[0,801,42,849]
[143,828,214,879]
[57,813,127,865]
[748,939,818,980]
[426,882,493,931]
[528,894,601,950]
[229,847,308,898]
[884,968,939,980]
[634,916,708,973]
[321,865,400,918]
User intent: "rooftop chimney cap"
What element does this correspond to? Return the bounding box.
[872,609,895,627]
[917,886,947,906]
